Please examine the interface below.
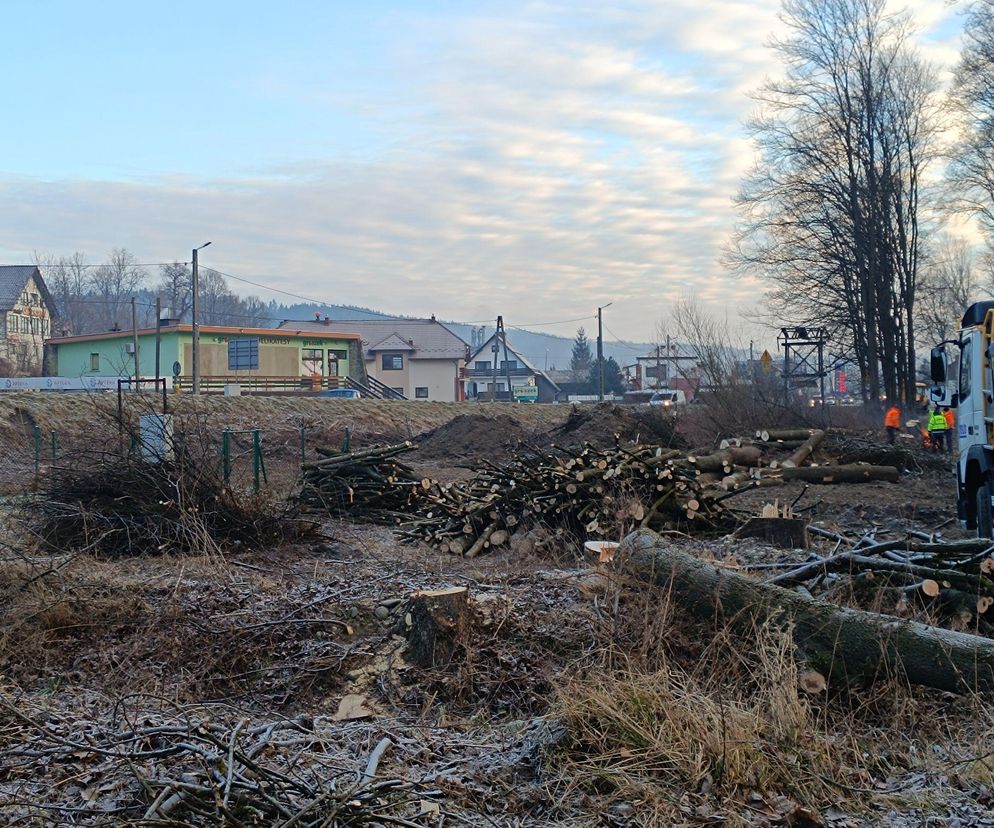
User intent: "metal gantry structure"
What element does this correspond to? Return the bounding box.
[778,326,829,402]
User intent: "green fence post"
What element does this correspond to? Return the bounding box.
[222,429,231,487]
[252,430,261,492]
[50,430,57,465]
[33,425,41,475]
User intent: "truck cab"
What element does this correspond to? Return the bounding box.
[931,300,994,537]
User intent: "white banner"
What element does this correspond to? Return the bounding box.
[0,376,173,392]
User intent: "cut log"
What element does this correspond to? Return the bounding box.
[689,446,763,473]
[756,428,816,442]
[619,529,994,692]
[733,516,809,549]
[404,587,471,668]
[780,429,825,469]
[781,464,899,484]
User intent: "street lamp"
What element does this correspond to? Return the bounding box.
[597,302,613,401]
[191,241,212,395]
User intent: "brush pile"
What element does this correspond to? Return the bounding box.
[30,457,303,557]
[399,442,737,556]
[769,527,994,633]
[299,441,428,518]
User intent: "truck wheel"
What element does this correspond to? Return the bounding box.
[977,484,994,539]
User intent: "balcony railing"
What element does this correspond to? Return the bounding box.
[463,366,533,378]
[173,375,347,394]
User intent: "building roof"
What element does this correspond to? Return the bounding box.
[0,265,57,314]
[368,332,416,352]
[46,324,361,345]
[282,318,468,360]
[468,333,561,391]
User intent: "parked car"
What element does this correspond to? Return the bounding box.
[648,390,686,408]
[317,388,361,399]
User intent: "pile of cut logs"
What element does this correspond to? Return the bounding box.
[398,443,738,557]
[299,442,428,517]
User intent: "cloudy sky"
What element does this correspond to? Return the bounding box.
[0,0,964,342]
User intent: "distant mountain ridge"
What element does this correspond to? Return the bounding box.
[275,303,652,369]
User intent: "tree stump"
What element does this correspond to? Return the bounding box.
[734,516,810,549]
[404,587,472,668]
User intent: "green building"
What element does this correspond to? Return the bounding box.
[45,323,363,391]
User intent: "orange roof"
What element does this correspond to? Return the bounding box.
[46,324,361,345]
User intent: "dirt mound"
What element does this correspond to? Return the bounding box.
[414,412,530,460]
[548,403,682,449]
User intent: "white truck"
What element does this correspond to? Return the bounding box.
[930,300,994,537]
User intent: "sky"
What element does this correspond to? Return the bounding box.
[0,0,967,344]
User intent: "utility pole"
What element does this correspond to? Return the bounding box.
[597,302,612,401]
[131,297,140,386]
[155,296,162,385]
[491,319,500,403]
[191,241,211,395]
[666,334,671,389]
[500,318,514,403]
[655,344,661,391]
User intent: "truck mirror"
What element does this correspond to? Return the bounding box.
[930,346,947,384]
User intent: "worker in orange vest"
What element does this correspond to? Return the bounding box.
[884,404,901,445]
[943,407,955,453]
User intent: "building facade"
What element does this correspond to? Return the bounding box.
[45,322,362,391]
[281,317,469,401]
[463,333,560,403]
[626,344,700,400]
[0,266,58,375]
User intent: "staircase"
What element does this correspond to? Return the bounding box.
[345,375,407,400]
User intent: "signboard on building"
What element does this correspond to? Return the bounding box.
[0,376,173,392]
[513,384,538,401]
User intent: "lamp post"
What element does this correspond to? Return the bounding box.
[597,302,613,401]
[191,241,211,395]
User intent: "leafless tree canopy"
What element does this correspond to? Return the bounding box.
[947,0,994,235]
[730,0,940,405]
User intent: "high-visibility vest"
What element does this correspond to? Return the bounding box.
[884,407,901,428]
[928,411,947,432]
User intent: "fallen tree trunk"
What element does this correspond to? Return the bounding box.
[688,446,763,474]
[781,464,899,484]
[756,428,816,442]
[781,429,825,469]
[619,529,994,692]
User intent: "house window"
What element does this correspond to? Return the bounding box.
[42,319,49,336]
[500,360,518,371]
[90,353,100,371]
[415,386,429,398]
[391,387,404,396]
[382,354,403,370]
[474,360,491,371]
[228,337,260,371]
[328,349,348,362]
[30,293,39,306]
[301,348,323,365]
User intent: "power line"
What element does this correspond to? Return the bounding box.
[602,322,651,353]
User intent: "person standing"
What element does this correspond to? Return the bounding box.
[943,407,956,453]
[884,405,901,445]
[927,407,947,453]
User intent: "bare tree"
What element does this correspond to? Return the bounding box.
[731,0,940,406]
[156,262,192,321]
[89,248,147,331]
[917,236,982,345]
[947,0,994,237]
[33,251,88,335]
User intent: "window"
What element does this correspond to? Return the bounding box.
[382,354,403,370]
[42,319,49,336]
[301,348,323,365]
[391,387,404,396]
[960,339,973,404]
[415,386,429,398]
[500,360,518,371]
[228,337,260,371]
[90,353,100,371]
[30,293,39,306]
[328,349,348,362]
[475,360,491,371]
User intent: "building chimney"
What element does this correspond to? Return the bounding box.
[430,313,436,322]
